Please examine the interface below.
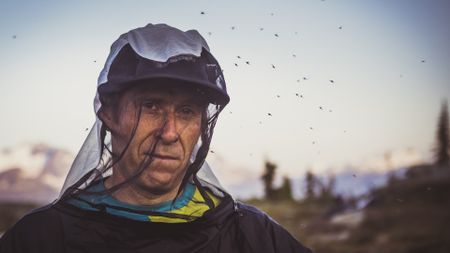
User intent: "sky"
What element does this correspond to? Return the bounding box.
[0,0,449,180]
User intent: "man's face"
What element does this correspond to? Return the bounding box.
[102,84,205,195]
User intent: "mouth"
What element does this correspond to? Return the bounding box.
[146,153,178,160]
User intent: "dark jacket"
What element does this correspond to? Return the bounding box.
[0,196,312,253]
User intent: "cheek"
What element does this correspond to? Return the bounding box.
[114,107,139,138]
[181,124,202,153]
[189,120,202,142]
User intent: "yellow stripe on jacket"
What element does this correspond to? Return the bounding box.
[149,186,221,223]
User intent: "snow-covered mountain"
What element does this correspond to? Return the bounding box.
[0,143,73,204]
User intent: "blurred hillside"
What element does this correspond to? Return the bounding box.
[247,163,450,253]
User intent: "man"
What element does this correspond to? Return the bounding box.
[0,23,312,253]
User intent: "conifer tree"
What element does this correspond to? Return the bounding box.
[305,170,317,199]
[434,100,449,166]
[279,176,293,200]
[261,160,277,200]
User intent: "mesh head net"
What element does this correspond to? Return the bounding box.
[58,24,230,207]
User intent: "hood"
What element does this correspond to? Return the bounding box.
[58,23,230,202]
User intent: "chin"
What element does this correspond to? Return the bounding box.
[137,173,179,195]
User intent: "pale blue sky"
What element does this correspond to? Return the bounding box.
[1,0,449,177]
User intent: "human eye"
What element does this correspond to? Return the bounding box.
[141,100,159,113]
[178,105,198,119]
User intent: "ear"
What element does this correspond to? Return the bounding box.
[97,106,120,134]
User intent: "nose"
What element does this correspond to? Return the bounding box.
[157,113,179,144]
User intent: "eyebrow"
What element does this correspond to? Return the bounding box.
[180,97,207,106]
[136,93,207,107]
